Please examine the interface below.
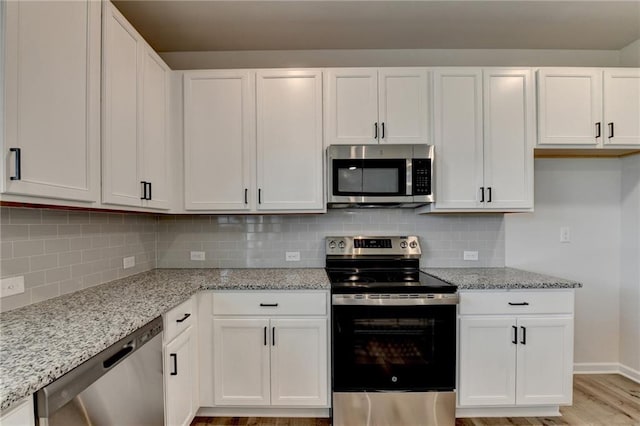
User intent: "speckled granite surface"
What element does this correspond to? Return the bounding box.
[422,267,582,290]
[0,268,329,412]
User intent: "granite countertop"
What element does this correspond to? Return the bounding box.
[0,268,329,412]
[422,267,582,290]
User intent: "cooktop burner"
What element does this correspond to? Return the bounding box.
[325,236,457,295]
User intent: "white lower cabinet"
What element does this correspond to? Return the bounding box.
[0,396,35,426]
[211,291,330,409]
[457,290,574,416]
[164,298,198,426]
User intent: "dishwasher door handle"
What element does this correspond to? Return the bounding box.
[103,343,134,369]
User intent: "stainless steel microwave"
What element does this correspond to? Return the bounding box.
[327,144,434,208]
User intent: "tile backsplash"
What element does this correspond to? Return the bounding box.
[0,207,157,312]
[157,209,505,269]
[1,207,505,312]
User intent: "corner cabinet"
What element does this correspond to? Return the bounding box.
[323,68,430,146]
[424,68,534,213]
[1,0,100,202]
[208,291,330,412]
[102,1,171,210]
[164,298,198,426]
[183,69,324,213]
[537,68,640,147]
[457,290,574,418]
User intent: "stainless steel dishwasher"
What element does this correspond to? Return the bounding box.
[36,316,164,426]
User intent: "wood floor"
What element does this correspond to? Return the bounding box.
[191,374,640,426]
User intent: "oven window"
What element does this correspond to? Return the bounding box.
[332,159,406,196]
[332,304,455,392]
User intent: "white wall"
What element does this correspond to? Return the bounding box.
[619,39,640,67]
[505,159,622,367]
[619,155,640,378]
[161,48,621,70]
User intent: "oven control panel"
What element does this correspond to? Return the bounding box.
[326,236,421,256]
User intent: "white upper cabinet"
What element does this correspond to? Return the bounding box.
[183,69,324,213]
[537,68,601,146]
[537,68,640,147]
[603,69,640,146]
[323,69,378,145]
[141,48,171,209]
[2,0,100,202]
[256,69,324,211]
[102,2,170,210]
[428,68,534,212]
[183,70,255,211]
[432,68,484,210]
[324,68,430,146]
[483,69,535,210]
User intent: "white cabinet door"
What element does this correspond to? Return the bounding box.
[140,47,170,210]
[183,71,254,211]
[432,69,484,209]
[256,70,324,212]
[516,317,574,406]
[102,3,142,207]
[378,68,430,145]
[483,69,534,210]
[603,69,640,146]
[165,326,197,426]
[458,316,517,406]
[270,318,328,407]
[213,318,270,406]
[2,0,100,202]
[0,396,35,426]
[324,68,378,146]
[537,68,602,146]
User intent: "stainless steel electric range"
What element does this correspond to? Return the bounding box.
[326,236,458,426]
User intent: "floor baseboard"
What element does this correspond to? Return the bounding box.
[574,362,640,383]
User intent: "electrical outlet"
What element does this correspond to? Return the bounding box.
[560,227,571,243]
[285,251,301,261]
[463,251,479,261]
[123,256,135,269]
[1,276,25,298]
[190,251,205,261]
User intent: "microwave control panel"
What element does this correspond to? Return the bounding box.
[412,159,432,195]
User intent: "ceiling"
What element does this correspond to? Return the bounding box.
[113,1,640,52]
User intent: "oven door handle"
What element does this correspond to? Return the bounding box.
[332,294,459,306]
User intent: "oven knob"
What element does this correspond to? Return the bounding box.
[400,241,408,249]
[409,241,417,249]
[338,241,346,249]
[392,376,398,383]
[329,240,336,249]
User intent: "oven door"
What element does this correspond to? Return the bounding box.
[332,300,456,392]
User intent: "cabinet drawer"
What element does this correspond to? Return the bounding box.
[213,291,327,316]
[164,297,195,342]
[460,290,574,315]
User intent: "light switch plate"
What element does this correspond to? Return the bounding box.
[1,276,25,298]
[191,251,205,261]
[285,251,301,261]
[123,256,135,269]
[463,251,479,261]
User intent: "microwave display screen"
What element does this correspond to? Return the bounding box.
[333,159,406,196]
